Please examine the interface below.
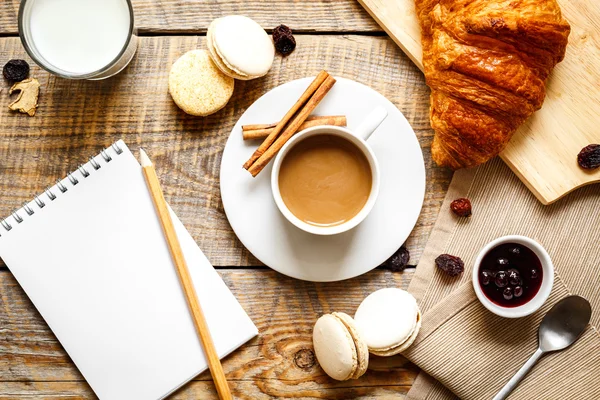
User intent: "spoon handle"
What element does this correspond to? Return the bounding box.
[492,348,544,400]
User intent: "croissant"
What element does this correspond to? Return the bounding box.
[416,0,570,169]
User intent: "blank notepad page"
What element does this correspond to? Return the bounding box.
[0,141,257,400]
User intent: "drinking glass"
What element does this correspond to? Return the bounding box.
[18,0,138,80]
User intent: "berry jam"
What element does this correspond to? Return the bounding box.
[478,243,543,307]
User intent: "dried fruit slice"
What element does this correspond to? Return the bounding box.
[8,78,40,117]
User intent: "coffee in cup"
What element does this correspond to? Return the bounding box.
[271,106,388,236]
[278,134,372,227]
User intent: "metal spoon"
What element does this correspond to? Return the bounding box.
[493,295,592,400]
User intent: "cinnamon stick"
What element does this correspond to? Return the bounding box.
[242,115,333,131]
[247,75,337,177]
[243,71,330,170]
[242,116,346,140]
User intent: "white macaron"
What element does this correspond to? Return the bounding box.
[354,288,421,356]
[207,15,274,80]
[312,312,369,381]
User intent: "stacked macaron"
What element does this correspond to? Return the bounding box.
[169,15,275,116]
[312,288,421,381]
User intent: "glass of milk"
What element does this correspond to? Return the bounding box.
[18,0,138,80]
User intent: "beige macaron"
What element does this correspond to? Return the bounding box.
[354,288,421,357]
[312,312,369,381]
[207,15,274,80]
[168,49,234,116]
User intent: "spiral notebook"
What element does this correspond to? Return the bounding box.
[0,140,257,400]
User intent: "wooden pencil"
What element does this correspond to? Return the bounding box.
[140,149,232,400]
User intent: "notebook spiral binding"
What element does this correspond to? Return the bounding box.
[0,142,124,235]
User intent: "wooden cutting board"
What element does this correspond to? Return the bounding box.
[358,0,600,204]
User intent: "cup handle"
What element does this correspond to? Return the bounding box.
[354,106,388,141]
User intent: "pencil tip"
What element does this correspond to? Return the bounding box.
[139,148,152,167]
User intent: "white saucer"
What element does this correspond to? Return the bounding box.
[220,77,425,282]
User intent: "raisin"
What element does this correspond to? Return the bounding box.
[3,59,30,81]
[577,144,600,170]
[435,254,464,277]
[272,24,296,56]
[385,246,410,272]
[450,198,472,217]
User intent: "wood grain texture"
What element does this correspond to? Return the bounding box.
[357,0,423,70]
[0,35,452,267]
[0,0,380,35]
[0,268,418,399]
[357,0,600,204]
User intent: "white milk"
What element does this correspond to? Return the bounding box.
[29,0,131,74]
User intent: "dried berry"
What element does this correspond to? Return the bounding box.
[495,271,508,288]
[3,59,30,81]
[577,144,600,170]
[507,269,520,286]
[530,268,539,279]
[272,24,296,55]
[385,246,410,272]
[514,286,523,298]
[496,258,509,266]
[481,270,493,286]
[450,198,472,217]
[435,254,464,277]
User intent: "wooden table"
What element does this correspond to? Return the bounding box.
[0,1,452,398]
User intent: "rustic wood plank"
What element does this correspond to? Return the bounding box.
[0,380,415,400]
[0,35,451,267]
[0,268,418,398]
[0,0,381,35]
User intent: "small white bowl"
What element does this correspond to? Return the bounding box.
[472,235,554,318]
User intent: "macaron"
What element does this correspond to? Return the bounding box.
[354,288,421,356]
[207,15,274,80]
[312,312,369,381]
[168,49,234,116]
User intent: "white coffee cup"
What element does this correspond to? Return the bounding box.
[271,107,387,235]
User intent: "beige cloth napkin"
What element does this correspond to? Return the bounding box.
[404,158,600,399]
